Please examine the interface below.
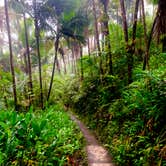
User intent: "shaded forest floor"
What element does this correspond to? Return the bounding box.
[69,112,115,166]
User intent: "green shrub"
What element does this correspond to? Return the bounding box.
[64,68,166,165]
[0,105,84,165]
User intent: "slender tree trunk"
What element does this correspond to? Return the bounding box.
[71,47,75,73]
[56,57,61,74]
[120,0,140,84]
[59,49,67,74]
[158,0,166,52]
[62,57,67,74]
[127,0,140,84]
[92,0,103,74]
[150,0,166,53]
[4,96,8,109]
[33,0,43,108]
[79,43,84,80]
[87,37,91,57]
[4,0,18,111]
[67,53,70,70]
[100,0,113,75]
[23,12,33,101]
[92,0,101,54]
[132,0,140,43]
[23,51,28,74]
[119,0,128,43]
[72,43,78,74]
[162,37,166,52]
[120,0,131,83]
[47,35,59,101]
[116,6,120,47]
[141,0,149,70]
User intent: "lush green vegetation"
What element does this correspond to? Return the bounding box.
[0,105,85,165]
[1,0,166,165]
[58,51,166,165]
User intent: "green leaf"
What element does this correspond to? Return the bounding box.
[40,119,47,130]
[32,121,41,137]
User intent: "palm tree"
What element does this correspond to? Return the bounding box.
[47,33,60,101]
[43,0,88,101]
[4,0,18,110]
[9,0,34,104]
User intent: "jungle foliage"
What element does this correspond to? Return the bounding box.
[0,0,166,165]
[59,51,166,165]
[0,105,85,165]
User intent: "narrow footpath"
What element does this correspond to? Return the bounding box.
[69,112,115,166]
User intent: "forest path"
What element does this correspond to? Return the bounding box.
[69,112,115,166]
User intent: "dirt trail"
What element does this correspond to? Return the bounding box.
[69,112,115,166]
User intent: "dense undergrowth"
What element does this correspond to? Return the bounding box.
[0,105,85,165]
[59,53,166,165]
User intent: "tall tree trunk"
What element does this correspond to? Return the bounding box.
[120,0,131,83]
[120,0,140,84]
[132,0,140,44]
[100,0,113,75]
[71,47,75,74]
[79,43,84,80]
[47,35,59,101]
[56,56,61,74]
[119,0,128,43]
[33,0,43,108]
[59,48,67,74]
[87,36,91,57]
[92,0,103,74]
[151,0,166,52]
[23,51,28,74]
[159,0,166,52]
[23,12,33,101]
[162,37,166,52]
[4,0,18,111]
[92,0,101,54]
[127,0,140,84]
[141,0,149,70]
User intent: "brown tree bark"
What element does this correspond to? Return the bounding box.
[59,47,67,74]
[92,0,103,74]
[47,35,60,101]
[33,0,43,108]
[151,0,166,52]
[120,0,140,84]
[141,0,149,70]
[100,0,113,75]
[79,43,84,80]
[23,13,33,101]
[4,0,18,111]
[132,0,140,44]
[127,0,140,84]
[119,0,128,43]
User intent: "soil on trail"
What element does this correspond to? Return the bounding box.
[69,112,115,166]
